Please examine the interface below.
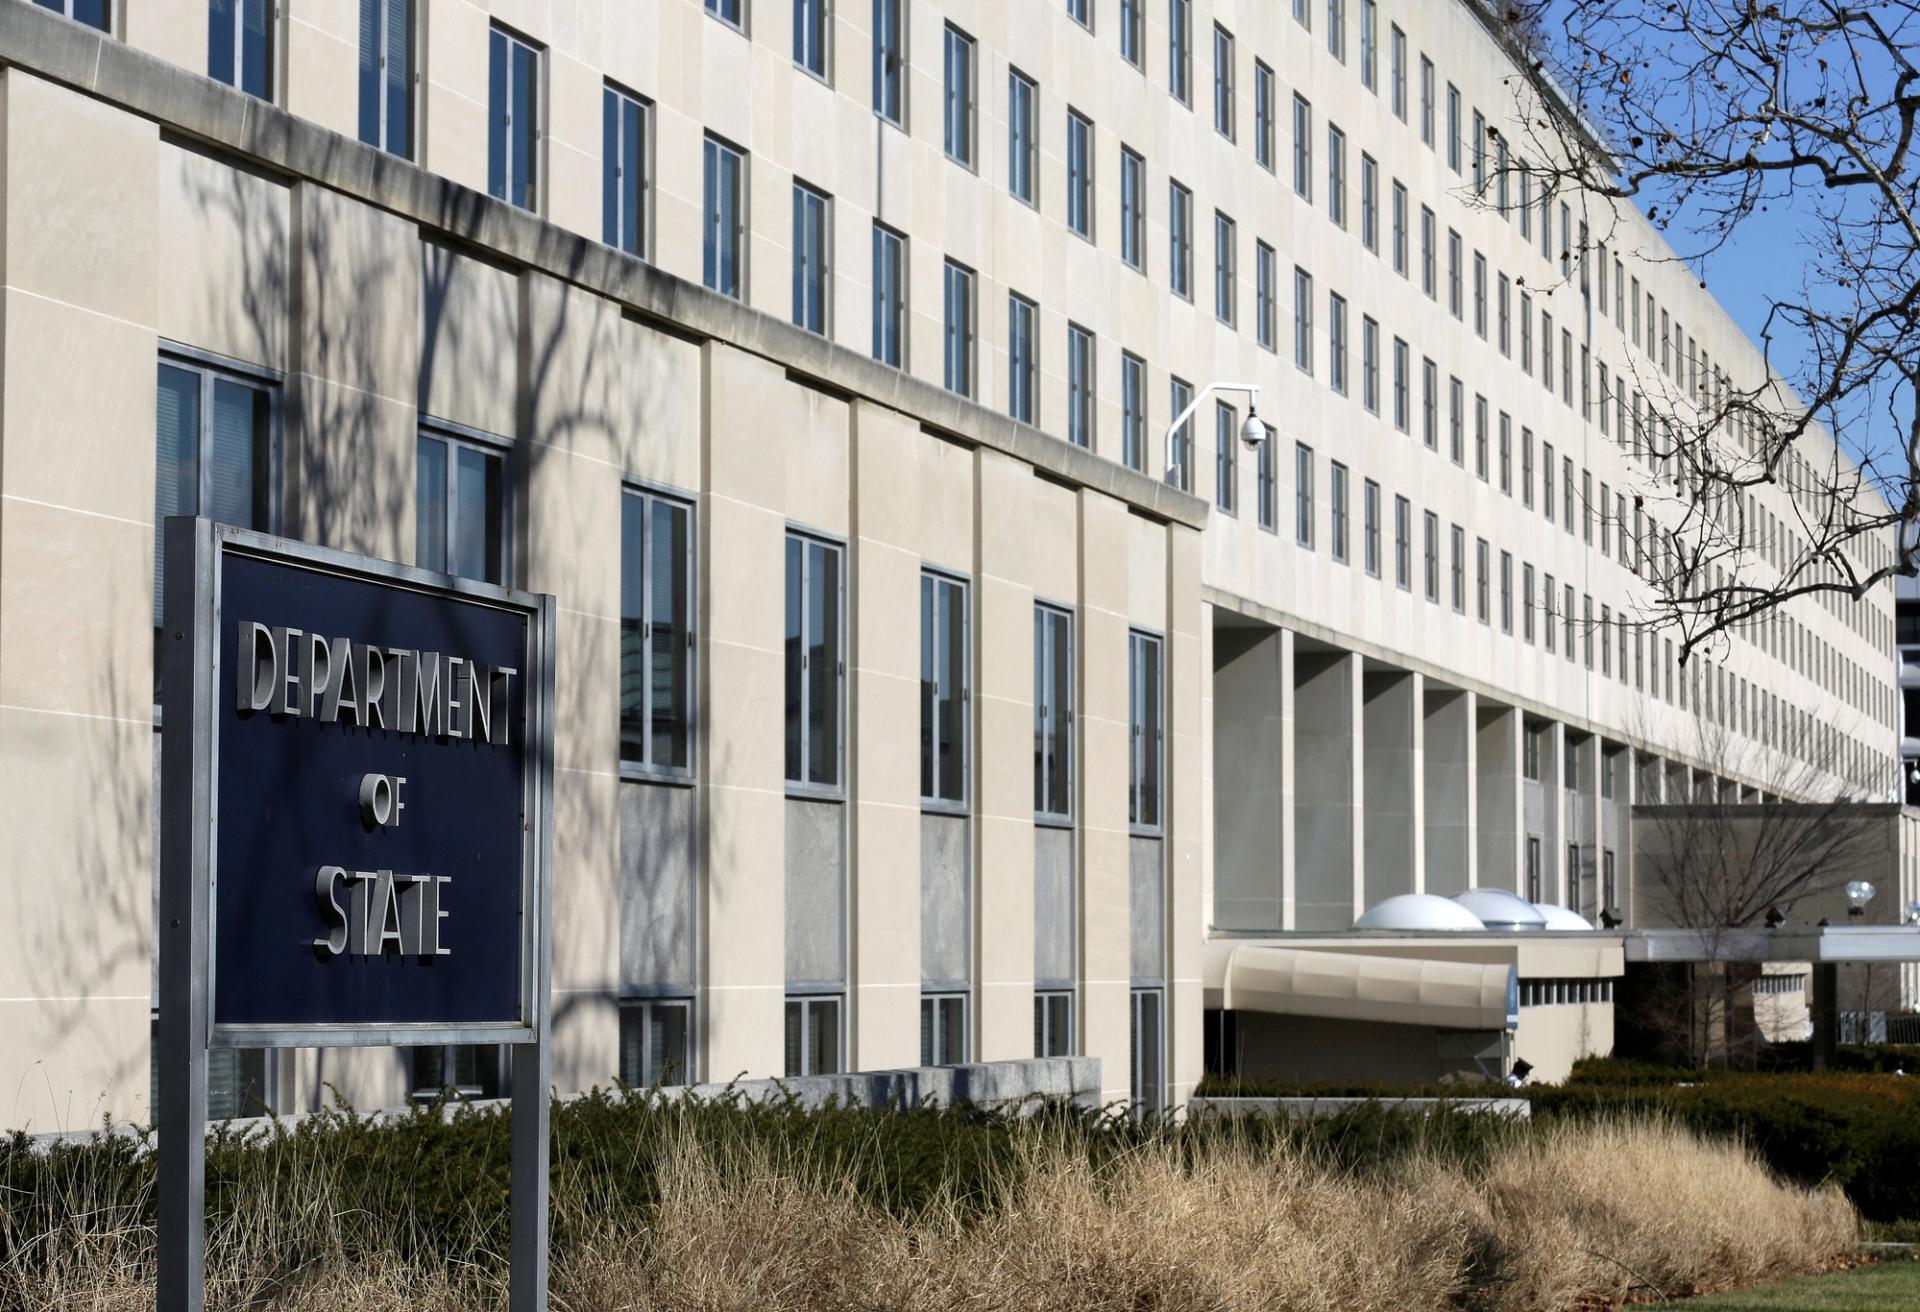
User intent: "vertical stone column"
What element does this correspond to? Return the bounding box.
[1424,688,1476,895]
[972,448,1036,1062]
[1211,625,1290,929]
[1078,493,1133,1103]
[1362,670,1423,907]
[1294,649,1362,929]
[1166,524,1205,1105]
[847,402,923,1072]
[1546,722,1569,906]
[1475,702,1523,891]
[1573,734,1602,916]
[699,343,789,1080]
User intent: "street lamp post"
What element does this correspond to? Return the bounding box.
[1164,382,1266,488]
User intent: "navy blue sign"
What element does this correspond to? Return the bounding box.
[211,549,532,1032]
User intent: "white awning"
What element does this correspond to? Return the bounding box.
[1222,945,1517,1031]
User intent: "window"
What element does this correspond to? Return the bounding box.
[1256,425,1277,531]
[1420,206,1436,297]
[1068,0,1092,26]
[1327,125,1347,227]
[1294,0,1311,31]
[1363,479,1381,577]
[1565,583,1576,658]
[1423,511,1440,602]
[1392,338,1410,431]
[1448,376,1463,464]
[1525,837,1542,902]
[1419,55,1435,146]
[210,0,275,100]
[785,994,842,1076]
[620,998,691,1087]
[1391,181,1408,274]
[153,353,279,661]
[1067,325,1094,448]
[1003,70,1040,205]
[1035,604,1074,819]
[488,26,541,210]
[1471,109,1486,193]
[1361,316,1379,413]
[1447,229,1463,318]
[1293,267,1314,374]
[791,182,831,334]
[944,25,976,166]
[601,85,650,255]
[1326,0,1346,59]
[1476,538,1490,624]
[1295,443,1315,547]
[921,992,969,1065]
[1499,550,1512,632]
[1544,575,1556,651]
[1122,352,1146,471]
[1473,251,1487,337]
[1214,212,1236,324]
[1120,148,1146,269]
[1390,26,1406,119]
[1330,462,1350,563]
[1169,181,1193,298]
[1522,563,1535,641]
[1394,496,1411,588]
[922,571,970,808]
[1497,273,1510,354]
[1360,154,1378,253]
[943,260,975,397]
[621,487,695,777]
[417,425,509,585]
[1328,293,1348,395]
[871,223,906,367]
[1498,413,1512,494]
[1450,524,1466,613]
[1446,82,1461,171]
[1169,0,1193,104]
[1474,394,1488,480]
[1008,294,1038,423]
[412,1045,502,1101]
[1035,991,1074,1057]
[1121,0,1143,67]
[1066,110,1094,237]
[1168,377,1193,490]
[34,0,109,29]
[1421,357,1438,449]
[1542,444,1555,521]
[702,135,745,297]
[706,0,743,25]
[1128,632,1164,830]
[1254,61,1276,169]
[1292,95,1313,199]
[1212,24,1234,136]
[795,0,830,77]
[1563,455,1575,531]
[785,533,845,791]
[1215,402,1237,514]
[360,0,416,158]
[873,0,905,123]
[1255,242,1277,350]
[1360,0,1378,89]
[1130,987,1164,1115]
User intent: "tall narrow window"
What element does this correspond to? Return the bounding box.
[602,84,649,255]
[943,25,976,166]
[1471,109,1487,193]
[1523,563,1536,641]
[1008,293,1038,424]
[1394,495,1411,588]
[871,223,905,367]
[416,426,509,585]
[1215,402,1237,514]
[1450,524,1466,613]
[621,487,695,776]
[1067,324,1094,448]
[706,0,743,25]
[1120,0,1143,67]
[1168,377,1193,490]
[1068,0,1092,27]
[1391,181,1407,274]
[1008,70,1037,202]
[1389,25,1406,119]
[1360,154,1379,252]
[1419,55,1435,146]
[1213,212,1236,325]
[1035,604,1074,821]
[1295,442,1315,547]
[1447,229,1463,318]
[785,994,841,1077]
[1328,293,1348,395]
[1254,61,1275,169]
[1212,23,1234,136]
[1421,357,1438,449]
[1448,376,1464,465]
[1122,352,1147,472]
[1327,124,1347,228]
[1120,148,1146,270]
[1256,425,1276,531]
[1327,0,1346,60]
[210,0,275,100]
[1446,82,1461,171]
[1329,461,1349,564]
[359,0,415,158]
[1066,110,1093,237]
[922,571,971,808]
[794,0,829,77]
[488,26,541,210]
[1255,242,1277,351]
[1128,632,1164,830]
[1130,988,1163,1115]
[1392,337,1410,431]
[1294,267,1314,373]
[1420,206,1436,298]
[1423,511,1439,601]
[1036,991,1074,1057]
[873,0,905,123]
[943,260,975,397]
[1169,181,1193,298]
[702,136,745,297]
[786,532,845,791]
[1169,0,1192,104]
[1361,316,1379,414]
[791,182,830,334]
[1360,0,1377,88]
[1292,95,1313,199]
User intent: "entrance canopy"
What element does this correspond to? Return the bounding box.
[1220,945,1517,1032]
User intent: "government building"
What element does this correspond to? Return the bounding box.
[0,0,1906,1130]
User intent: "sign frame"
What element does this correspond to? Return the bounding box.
[156,517,556,1312]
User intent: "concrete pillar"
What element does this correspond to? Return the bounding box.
[1166,524,1206,1105]
[1212,625,1290,929]
[1362,670,1422,908]
[1475,702,1523,892]
[1424,688,1475,895]
[1079,493,1134,1104]
[1572,734,1602,918]
[1546,721,1569,905]
[1295,649,1362,929]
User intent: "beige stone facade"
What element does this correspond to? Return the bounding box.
[0,0,1904,1126]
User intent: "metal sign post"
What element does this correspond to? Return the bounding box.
[157,518,554,1312]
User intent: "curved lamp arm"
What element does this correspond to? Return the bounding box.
[1164,382,1263,484]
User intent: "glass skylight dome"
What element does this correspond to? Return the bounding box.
[1451,888,1549,932]
[1532,903,1596,931]
[1354,893,1489,932]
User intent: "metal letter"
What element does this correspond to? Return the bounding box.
[235,620,275,713]
[302,632,334,721]
[323,638,360,725]
[444,656,466,740]
[467,661,492,744]
[360,644,388,730]
[313,867,348,957]
[491,667,519,747]
[390,648,416,732]
[272,627,304,717]
[346,872,371,956]
[413,651,444,738]
[371,870,405,955]
[358,774,393,830]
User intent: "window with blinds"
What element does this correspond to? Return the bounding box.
[621,487,695,778]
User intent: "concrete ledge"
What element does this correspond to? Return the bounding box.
[0,0,1208,532]
[1189,1095,1531,1120]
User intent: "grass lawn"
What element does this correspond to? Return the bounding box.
[1645,1259,1920,1310]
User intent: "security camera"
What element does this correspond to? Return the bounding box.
[1240,410,1267,450]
